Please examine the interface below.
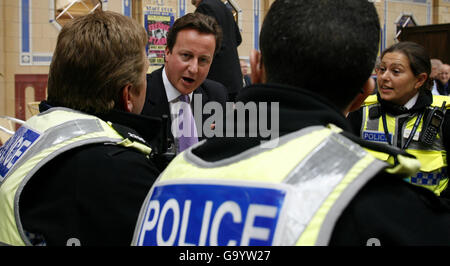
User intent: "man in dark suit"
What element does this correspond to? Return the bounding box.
[141,13,227,158]
[240,59,252,88]
[192,0,243,102]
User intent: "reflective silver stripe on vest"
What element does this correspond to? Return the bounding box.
[285,133,367,184]
[316,160,385,245]
[280,132,386,245]
[363,105,380,131]
[363,106,416,148]
[364,104,445,152]
[398,111,443,151]
[3,114,122,246]
[14,135,122,246]
[0,119,105,187]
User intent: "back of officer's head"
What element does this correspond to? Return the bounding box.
[260,0,380,110]
[47,10,148,114]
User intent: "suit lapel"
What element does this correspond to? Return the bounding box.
[142,67,171,119]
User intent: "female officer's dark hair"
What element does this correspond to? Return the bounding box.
[259,0,380,111]
[166,12,222,56]
[381,41,432,92]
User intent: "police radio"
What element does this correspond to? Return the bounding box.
[150,115,176,171]
[419,101,446,146]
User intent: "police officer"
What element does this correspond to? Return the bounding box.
[0,10,161,245]
[348,42,450,197]
[133,0,450,246]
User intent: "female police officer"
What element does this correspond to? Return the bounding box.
[348,41,450,197]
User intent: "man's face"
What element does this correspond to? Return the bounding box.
[164,28,216,95]
[155,30,163,39]
[240,60,249,75]
[439,65,450,84]
[431,65,439,79]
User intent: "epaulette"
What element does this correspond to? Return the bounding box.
[363,94,378,107]
[109,123,149,146]
[431,95,450,109]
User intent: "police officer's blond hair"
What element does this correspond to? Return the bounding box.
[47,10,148,114]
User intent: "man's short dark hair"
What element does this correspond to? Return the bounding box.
[260,0,380,110]
[166,12,222,56]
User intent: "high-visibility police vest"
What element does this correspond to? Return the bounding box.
[0,108,152,246]
[132,125,420,246]
[360,95,450,195]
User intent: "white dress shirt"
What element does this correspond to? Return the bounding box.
[162,68,194,153]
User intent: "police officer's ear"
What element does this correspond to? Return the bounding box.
[249,49,266,84]
[345,78,375,117]
[414,73,427,89]
[121,84,134,113]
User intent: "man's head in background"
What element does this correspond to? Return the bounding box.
[431,58,443,80]
[240,59,249,76]
[438,64,450,85]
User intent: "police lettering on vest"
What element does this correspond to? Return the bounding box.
[135,181,287,246]
[0,108,152,246]
[0,126,41,183]
[362,130,392,144]
[360,95,450,195]
[133,125,411,246]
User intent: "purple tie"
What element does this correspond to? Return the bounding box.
[178,94,198,152]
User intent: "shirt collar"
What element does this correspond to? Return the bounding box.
[162,67,193,103]
[404,92,419,110]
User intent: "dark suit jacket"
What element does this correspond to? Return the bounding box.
[195,0,243,95]
[243,75,252,88]
[141,67,227,154]
[436,79,450,95]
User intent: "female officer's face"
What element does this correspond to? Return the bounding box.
[377,52,426,106]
